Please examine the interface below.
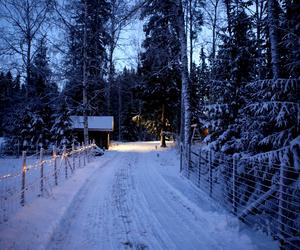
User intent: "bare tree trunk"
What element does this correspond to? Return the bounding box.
[267,0,280,79]
[224,0,232,36]
[0,0,52,95]
[211,0,218,62]
[160,103,166,147]
[255,0,263,80]
[107,0,117,115]
[118,80,122,141]
[189,0,193,71]
[107,49,113,114]
[26,37,31,95]
[177,0,191,147]
[82,0,89,145]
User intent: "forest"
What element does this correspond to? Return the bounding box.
[0,0,299,248]
[0,0,299,154]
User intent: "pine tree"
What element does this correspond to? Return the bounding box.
[0,72,13,136]
[64,0,110,116]
[111,68,140,142]
[28,38,58,148]
[194,48,209,128]
[202,3,256,152]
[51,98,74,148]
[139,0,181,147]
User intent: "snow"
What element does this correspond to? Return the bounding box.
[0,137,5,154]
[0,142,277,249]
[70,116,114,131]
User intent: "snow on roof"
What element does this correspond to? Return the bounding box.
[70,116,114,132]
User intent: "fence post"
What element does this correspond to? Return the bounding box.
[278,150,287,248]
[209,150,213,197]
[180,143,183,173]
[187,144,191,179]
[86,140,91,163]
[21,151,26,206]
[64,146,68,179]
[72,142,75,170]
[82,142,86,166]
[198,149,201,187]
[78,144,81,168]
[17,140,20,158]
[40,148,44,196]
[53,146,58,186]
[86,142,89,163]
[232,154,238,214]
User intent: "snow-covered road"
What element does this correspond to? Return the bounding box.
[0,142,277,250]
[46,142,274,250]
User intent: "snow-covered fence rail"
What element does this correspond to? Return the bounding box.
[0,142,96,223]
[181,143,300,249]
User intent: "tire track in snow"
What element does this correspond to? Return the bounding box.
[47,152,125,250]
[111,153,151,249]
[135,152,220,250]
[46,143,265,250]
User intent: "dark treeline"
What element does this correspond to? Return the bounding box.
[0,0,299,155]
[0,0,299,246]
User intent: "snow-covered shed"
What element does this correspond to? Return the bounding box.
[70,116,114,149]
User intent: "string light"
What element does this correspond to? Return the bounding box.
[0,143,96,223]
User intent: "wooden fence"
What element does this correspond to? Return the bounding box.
[0,142,97,223]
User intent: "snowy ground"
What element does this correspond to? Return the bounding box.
[0,141,278,250]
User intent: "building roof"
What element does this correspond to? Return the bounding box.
[70,116,114,132]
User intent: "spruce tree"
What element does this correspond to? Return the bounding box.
[139,0,181,147]
[203,4,256,152]
[51,98,74,148]
[64,0,110,116]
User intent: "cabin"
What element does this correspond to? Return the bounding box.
[70,116,114,149]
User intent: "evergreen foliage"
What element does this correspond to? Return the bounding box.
[64,0,111,116]
[51,98,74,148]
[139,0,181,146]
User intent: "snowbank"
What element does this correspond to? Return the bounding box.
[0,153,116,249]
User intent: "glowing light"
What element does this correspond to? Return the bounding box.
[111,141,175,152]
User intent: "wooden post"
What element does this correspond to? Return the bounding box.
[278,150,287,248]
[83,142,86,166]
[209,150,213,197]
[78,145,81,168]
[87,141,90,163]
[17,139,20,158]
[40,148,44,196]
[53,146,58,186]
[187,144,191,179]
[64,146,68,179]
[180,143,183,173]
[21,151,26,206]
[72,142,75,170]
[198,149,201,187]
[107,133,110,149]
[232,154,238,214]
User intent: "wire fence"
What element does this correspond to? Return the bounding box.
[0,142,97,223]
[180,144,300,250]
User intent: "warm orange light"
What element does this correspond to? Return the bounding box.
[202,128,209,137]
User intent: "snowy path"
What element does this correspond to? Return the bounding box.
[0,142,276,250]
[47,142,274,250]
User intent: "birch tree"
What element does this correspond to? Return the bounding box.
[82,0,88,145]
[0,0,54,90]
[176,0,191,147]
[267,0,280,79]
[62,0,110,145]
[106,0,129,114]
